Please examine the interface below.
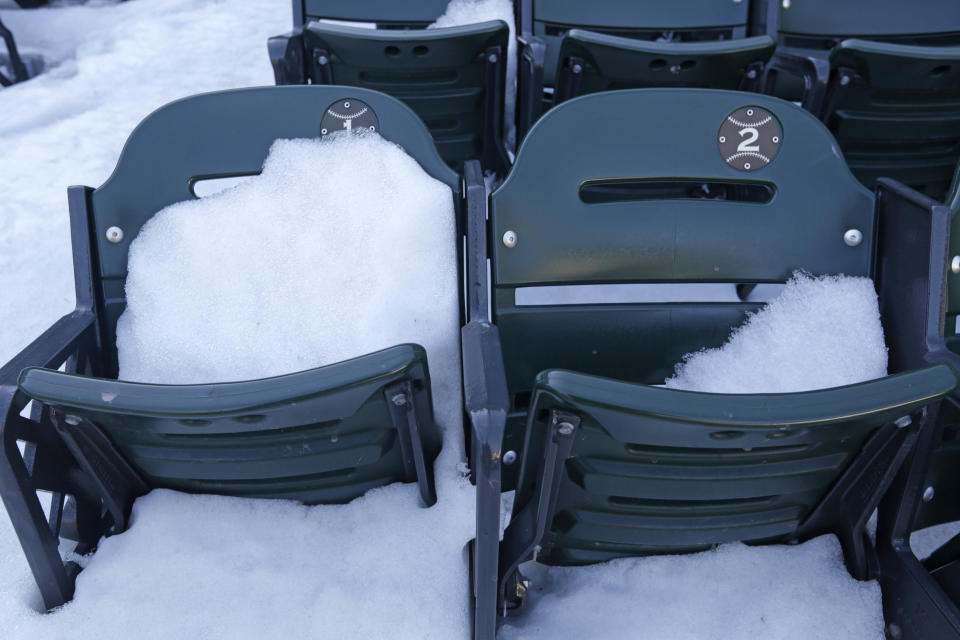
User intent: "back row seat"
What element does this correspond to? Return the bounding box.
[272,0,960,202]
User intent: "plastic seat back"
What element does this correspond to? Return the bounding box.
[554,30,775,102]
[298,21,510,170]
[777,0,960,49]
[529,0,752,84]
[298,0,452,28]
[822,39,960,196]
[491,89,876,464]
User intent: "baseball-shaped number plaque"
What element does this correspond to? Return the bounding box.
[717,106,782,172]
[320,99,379,137]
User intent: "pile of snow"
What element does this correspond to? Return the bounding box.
[665,273,888,393]
[117,132,459,390]
[498,536,884,640]
[430,0,517,150]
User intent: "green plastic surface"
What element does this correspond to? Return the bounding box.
[556,31,775,96]
[780,0,960,39]
[19,345,440,503]
[491,88,874,488]
[947,163,960,351]
[302,21,508,169]
[826,39,960,195]
[91,86,458,372]
[533,0,750,85]
[303,0,452,25]
[516,366,957,563]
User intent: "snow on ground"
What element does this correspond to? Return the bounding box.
[0,0,288,365]
[498,536,884,640]
[665,273,888,393]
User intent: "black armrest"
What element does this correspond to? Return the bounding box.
[875,178,959,378]
[462,320,508,640]
[0,310,96,389]
[516,34,546,145]
[267,29,307,85]
[763,48,830,115]
[463,159,488,323]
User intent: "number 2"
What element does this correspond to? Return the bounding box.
[737,127,760,152]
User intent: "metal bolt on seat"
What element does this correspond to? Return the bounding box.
[843,229,862,247]
[106,226,124,243]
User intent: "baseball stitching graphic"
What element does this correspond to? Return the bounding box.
[717,106,782,172]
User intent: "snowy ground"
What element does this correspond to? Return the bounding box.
[3,2,960,639]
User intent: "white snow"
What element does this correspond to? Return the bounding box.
[911,521,960,561]
[116,133,459,389]
[665,272,888,393]
[430,0,517,150]
[498,536,884,640]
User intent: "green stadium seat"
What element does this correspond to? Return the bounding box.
[270,3,511,173]
[0,86,481,612]
[515,0,767,139]
[460,88,960,638]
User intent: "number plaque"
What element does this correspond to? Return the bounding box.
[717,106,782,172]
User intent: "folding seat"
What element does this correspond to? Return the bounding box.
[759,0,960,198]
[269,1,512,173]
[460,88,960,638]
[515,0,774,140]
[0,85,483,611]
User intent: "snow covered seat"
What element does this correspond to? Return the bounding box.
[269,1,512,173]
[515,0,763,140]
[461,88,960,638]
[0,85,481,613]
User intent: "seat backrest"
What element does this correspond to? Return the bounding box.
[554,31,775,102]
[89,86,458,378]
[300,21,509,170]
[777,0,960,48]
[490,88,875,486]
[528,0,752,84]
[19,344,441,505]
[823,40,960,196]
[298,0,452,28]
[492,89,873,394]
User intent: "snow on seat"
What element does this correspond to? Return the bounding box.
[1,86,481,639]
[463,88,959,639]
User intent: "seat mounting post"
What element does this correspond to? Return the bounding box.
[385,380,437,507]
